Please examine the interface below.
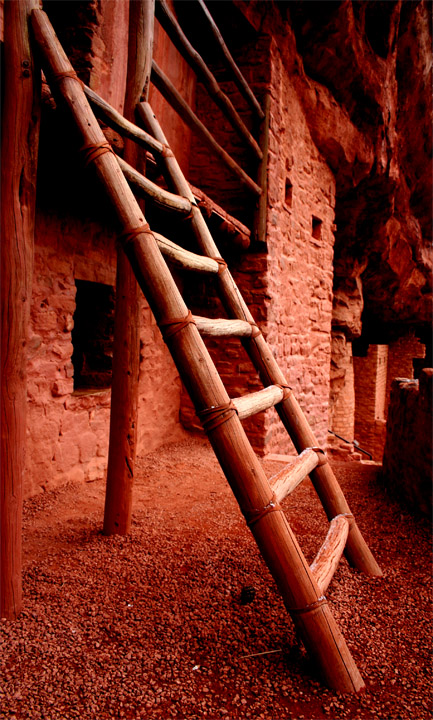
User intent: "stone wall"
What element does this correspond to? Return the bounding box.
[381,370,432,517]
[353,345,388,460]
[184,24,336,455]
[25,211,184,497]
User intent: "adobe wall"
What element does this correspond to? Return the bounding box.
[184,27,336,455]
[25,211,185,497]
[23,0,193,497]
[381,370,432,517]
[353,345,388,460]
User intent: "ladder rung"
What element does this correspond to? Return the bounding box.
[310,515,350,594]
[117,156,191,215]
[233,384,285,420]
[83,84,165,156]
[269,448,320,503]
[193,316,253,337]
[153,233,220,273]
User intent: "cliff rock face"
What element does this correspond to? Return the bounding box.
[284,0,432,341]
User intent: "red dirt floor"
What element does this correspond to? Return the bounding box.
[1,434,432,720]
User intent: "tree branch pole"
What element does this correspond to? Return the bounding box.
[103,0,155,535]
[1,0,41,619]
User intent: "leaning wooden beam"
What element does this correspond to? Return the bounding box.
[103,0,155,537]
[195,0,264,120]
[155,0,262,159]
[153,232,219,273]
[1,0,41,620]
[117,155,191,214]
[138,101,382,581]
[310,515,350,594]
[32,9,364,693]
[254,92,271,244]
[233,385,284,420]
[269,448,320,504]
[151,62,261,197]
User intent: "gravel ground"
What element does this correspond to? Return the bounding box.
[1,435,432,720]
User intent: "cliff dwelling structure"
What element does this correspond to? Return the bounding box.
[1,0,432,705]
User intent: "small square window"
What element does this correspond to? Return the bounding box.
[312,216,322,240]
[284,178,293,208]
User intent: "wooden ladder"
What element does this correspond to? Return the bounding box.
[32,9,382,694]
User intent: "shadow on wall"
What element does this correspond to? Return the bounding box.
[381,369,432,518]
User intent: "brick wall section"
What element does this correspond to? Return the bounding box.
[329,332,355,439]
[381,370,432,517]
[263,38,336,454]
[385,333,425,417]
[354,345,389,460]
[183,33,336,456]
[25,212,184,497]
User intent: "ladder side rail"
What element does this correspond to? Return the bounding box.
[151,62,261,196]
[31,9,365,693]
[195,0,265,121]
[137,101,382,579]
[155,0,262,159]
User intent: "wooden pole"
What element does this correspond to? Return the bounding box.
[103,0,155,536]
[151,61,262,196]
[254,92,270,244]
[1,0,41,619]
[195,0,264,120]
[155,0,263,159]
[31,9,365,692]
[138,101,382,579]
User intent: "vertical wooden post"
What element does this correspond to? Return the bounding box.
[1,0,41,619]
[103,0,154,535]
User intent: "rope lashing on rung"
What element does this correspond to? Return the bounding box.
[212,258,228,274]
[80,141,115,167]
[161,145,174,158]
[308,447,328,466]
[243,492,283,527]
[159,309,196,341]
[288,595,328,615]
[52,70,84,89]
[119,223,154,247]
[275,384,292,399]
[197,400,239,432]
[249,324,261,338]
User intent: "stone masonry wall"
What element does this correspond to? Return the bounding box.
[354,345,388,460]
[263,36,336,454]
[25,211,184,497]
[183,27,336,456]
[381,369,432,517]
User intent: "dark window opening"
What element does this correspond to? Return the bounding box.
[284,178,293,208]
[312,216,322,240]
[71,280,115,392]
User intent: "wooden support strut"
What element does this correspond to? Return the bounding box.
[32,8,365,693]
[1,0,41,620]
[137,102,382,582]
[155,0,263,159]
